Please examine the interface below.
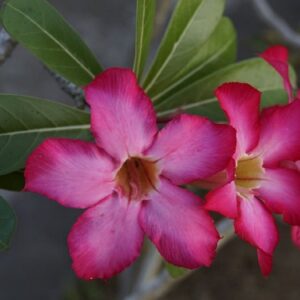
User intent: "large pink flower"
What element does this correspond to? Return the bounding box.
[260,45,300,253]
[24,68,236,280]
[205,80,300,276]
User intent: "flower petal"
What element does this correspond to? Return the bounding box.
[139,178,219,268]
[84,68,157,162]
[257,168,300,225]
[146,114,236,185]
[68,195,144,280]
[205,181,238,219]
[260,45,293,102]
[194,159,236,190]
[234,194,278,257]
[254,99,300,165]
[291,226,300,250]
[216,83,260,156]
[257,249,273,277]
[25,139,116,209]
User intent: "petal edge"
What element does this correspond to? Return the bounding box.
[68,195,144,280]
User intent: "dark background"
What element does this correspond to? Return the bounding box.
[0,0,300,299]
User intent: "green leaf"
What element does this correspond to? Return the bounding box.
[0,196,16,250]
[133,0,156,81]
[143,0,225,96]
[165,263,188,279]
[0,94,91,175]
[160,89,289,122]
[156,58,297,115]
[1,0,102,86]
[0,171,24,191]
[260,89,290,108]
[151,17,237,102]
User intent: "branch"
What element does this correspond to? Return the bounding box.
[132,242,162,292]
[0,29,85,108]
[124,219,235,300]
[44,67,86,109]
[0,29,17,65]
[252,0,300,48]
[118,265,137,299]
[124,270,169,300]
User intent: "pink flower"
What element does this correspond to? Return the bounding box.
[205,80,300,276]
[260,45,294,102]
[260,45,300,253]
[24,68,236,279]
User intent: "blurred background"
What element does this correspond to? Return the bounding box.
[0,0,300,299]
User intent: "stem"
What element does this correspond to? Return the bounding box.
[118,265,136,299]
[134,242,162,292]
[44,67,86,109]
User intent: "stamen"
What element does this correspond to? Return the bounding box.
[235,156,264,189]
[115,157,158,200]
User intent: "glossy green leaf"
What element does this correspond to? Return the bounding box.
[165,263,188,279]
[143,0,224,96]
[151,17,237,102]
[133,0,156,81]
[159,89,289,122]
[0,94,91,175]
[156,58,297,115]
[0,196,16,250]
[260,89,289,108]
[1,0,102,86]
[0,171,24,191]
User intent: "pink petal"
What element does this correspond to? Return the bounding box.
[216,83,260,156]
[84,68,157,162]
[193,159,236,190]
[260,45,293,102]
[257,168,300,225]
[291,226,300,250]
[205,181,238,218]
[234,195,278,256]
[146,114,236,185]
[25,139,116,209]
[295,160,300,170]
[257,249,273,277]
[68,195,144,280]
[280,160,299,171]
[139,178,219,268]
[254,99,300,166]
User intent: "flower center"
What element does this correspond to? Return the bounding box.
[115,157,158,200]
[235,156,264,190]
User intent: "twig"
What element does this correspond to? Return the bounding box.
[251,0,300,48]
[119,242,163,300]
[133,242,162,292]
[118,265,137,299]
[125,270,169,300]
[124,219,235,300]
[0,28,85,108]
[0,29,85,108]
[0,29,17,65]
[44,67,86,109]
